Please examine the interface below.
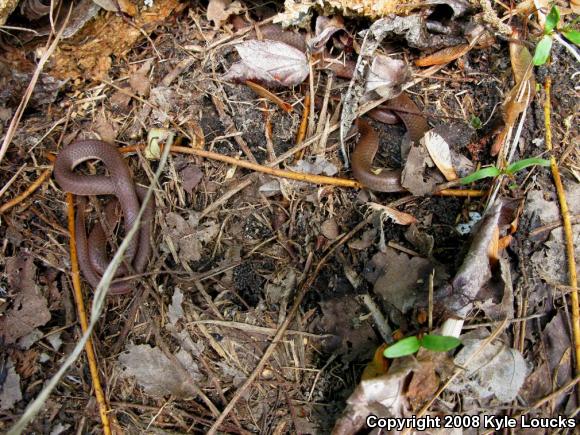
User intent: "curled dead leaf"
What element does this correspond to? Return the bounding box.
[422,130,458,181]
[307,15,347,53]
[414,44,471,67]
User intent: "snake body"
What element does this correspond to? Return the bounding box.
[235,21,430,191]
[352,94,430,192]
[54,140,154,295]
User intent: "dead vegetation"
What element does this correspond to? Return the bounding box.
[0,0,579,433]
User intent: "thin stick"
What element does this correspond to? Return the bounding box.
[124,144,485,196]
[544,77,580,379]
[170,145,361,188]
[0,168,52,213]
[66,193,112,435]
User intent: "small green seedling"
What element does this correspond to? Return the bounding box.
[459,157,551,185]
[469,115,483,130]
[383,334,462,358]
[533,5,580,66]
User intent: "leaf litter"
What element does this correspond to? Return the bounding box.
[0,0,578,432]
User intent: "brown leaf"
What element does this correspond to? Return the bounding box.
[372,248,433,313]
[367,203,417,226]
[307,15,347,53]
[207,0,243,28]
[320,218,339,240]
[316,296,377,362]
[365,55,411,98]
[118,344,203,398]
[401,143,443,196]
[0,256,51,345]
[180,165,203,195]
[129,59,152,97]
[449,338,527,402]
[492,34,536,156]
[223,40,309,87]
[0,359,22,410]
[162,212,219,264]
[414,44,471,67]
[94,113,118,143]
[422,130,458,181]
[332,358,414,434]
[407,360,440,409]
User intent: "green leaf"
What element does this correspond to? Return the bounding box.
[544,5,560,34]
[563,30,580,45]
[459,166,501,185]
[506,157,551,175]
[421,335,462,352]
[469,115,482,130]
[383,336,421,358]
[533,35,553,65]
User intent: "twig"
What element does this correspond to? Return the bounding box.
[544,77,580,380]
[170,145,360,188]
[245,81,292,113]
[66,193,112,435]
[124,144,485,196]
[0,168,53,214]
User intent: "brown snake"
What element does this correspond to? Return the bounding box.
[54,140,154,295]
[236,21,431,192]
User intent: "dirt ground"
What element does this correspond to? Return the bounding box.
[1,0,579,433]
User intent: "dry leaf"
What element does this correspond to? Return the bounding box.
[372,248,433,313]
[258,180,282,197]
[307,15,347,53]
[168,288,184,325]
[94,113,117,143]
[223,40,309,87]
[367,202,417,226]
[422,130,458,181]
[528,185,580,284]
[401,142,442,195]
[128,59,152,97]
[289,156,338,176]
[434,202,503,317]
[162,212,219,264]
[333,359,414,434]
[0,256,51,344]
[365,55,411,98]
[207,0,243,28]
[119,344,203,398]
[316,296,377,362]
[0,359,22,410]
[180,165,203,195]
[321,218,339,239]
[449,338,528,402]
[415,44,471,67]
[348,228,376,250]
